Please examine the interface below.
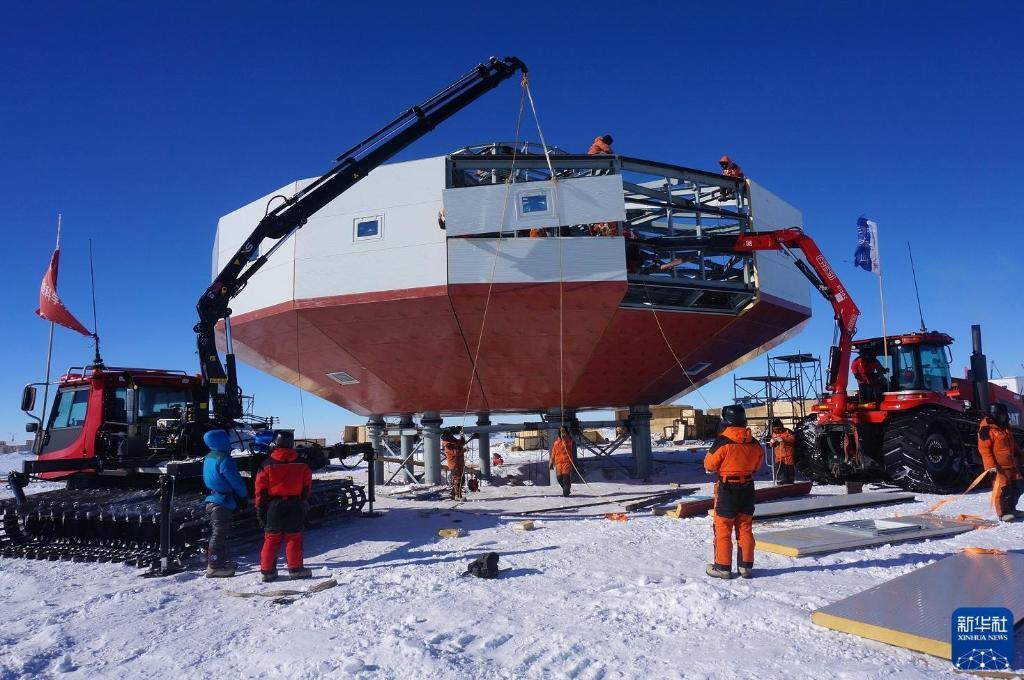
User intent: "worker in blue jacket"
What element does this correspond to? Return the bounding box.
[202,429,249,577]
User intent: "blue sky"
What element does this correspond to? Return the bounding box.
[2,2,1022,443]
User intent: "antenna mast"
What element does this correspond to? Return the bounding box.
[907,241,927,332]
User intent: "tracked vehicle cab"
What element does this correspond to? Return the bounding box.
[853,332,955,395]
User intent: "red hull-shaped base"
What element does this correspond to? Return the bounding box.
[225,282,810,416]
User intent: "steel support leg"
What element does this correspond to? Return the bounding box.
[399,414,416,480]
[367,416,385,485]
[477,412,491,481]
[421,412,443,485]
[630,404,653,480]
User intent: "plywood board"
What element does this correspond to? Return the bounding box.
[756,514,990,557]
[753,491,916,521]
[812,552,1024,659]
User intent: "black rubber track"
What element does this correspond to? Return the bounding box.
[880,406,980,494]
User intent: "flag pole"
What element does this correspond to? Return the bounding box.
[39,213,61,439]
[875,225,889,368]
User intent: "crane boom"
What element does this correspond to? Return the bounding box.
[640,227,860,422]
[196,56,528,421]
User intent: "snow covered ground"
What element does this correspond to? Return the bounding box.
[2,445,1023,679]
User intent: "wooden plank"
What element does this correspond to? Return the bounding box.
[667,481,812,518]
[620,488,695,511]
[506,488,696,516]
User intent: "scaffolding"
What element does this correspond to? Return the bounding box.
[733,352,822,433]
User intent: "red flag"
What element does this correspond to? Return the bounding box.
[36,248,92,336]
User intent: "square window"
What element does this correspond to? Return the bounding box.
[520,193,548,214]
[353,215,384,242]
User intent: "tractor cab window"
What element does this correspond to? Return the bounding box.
[136,386,190,421]
[918,344,951,392]
[889,346,920,391]
[48,387,90,429]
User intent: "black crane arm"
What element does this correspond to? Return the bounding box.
[196,56,527,421]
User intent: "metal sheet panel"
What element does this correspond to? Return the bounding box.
[812,552,1024,659]
[756,514,986,557]
[753,492,916,520]
[447,236,626,284]
[442,175,626,235]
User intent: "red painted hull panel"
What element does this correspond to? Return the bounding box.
[226,283,809,416]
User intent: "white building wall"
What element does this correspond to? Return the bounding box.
[213,157,449,315]
[748,180,811,310]
[448,237,626,284]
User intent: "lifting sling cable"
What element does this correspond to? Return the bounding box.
[523,79,590,486]
[292,256,308,440]
[459,76,529,426]
[640,277,715,410]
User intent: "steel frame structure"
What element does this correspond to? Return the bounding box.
[445,149,755,315]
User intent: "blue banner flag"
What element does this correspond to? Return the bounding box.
[854,216,881,274]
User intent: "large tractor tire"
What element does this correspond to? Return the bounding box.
[880,407,975,494]
[793,416,844,485]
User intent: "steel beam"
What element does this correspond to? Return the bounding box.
[461,419,625,435]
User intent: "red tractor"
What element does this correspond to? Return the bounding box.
[795,326,1024,493]
[645,229,1023,495]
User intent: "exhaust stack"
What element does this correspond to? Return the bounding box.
[969,324,989,413]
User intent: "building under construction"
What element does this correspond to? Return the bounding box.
[213,144,812,480]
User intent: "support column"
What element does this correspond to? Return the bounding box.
[421,412,443,485]
[629,404,652,480]
[399,414,416,481]
[367,416,385,485]
[476,412,491,481]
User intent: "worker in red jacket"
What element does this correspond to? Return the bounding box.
[587,134,614,155]
[852,350,887,403]
[769,418,796,484]
[255,431,313,582]
[978,404,1024,521]
[550,427,576,497]
[704,405,763,579]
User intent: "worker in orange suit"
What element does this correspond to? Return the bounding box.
[704,405,763,579]
[528,227,547,238]
[718,155,744,179]
[550,427,576,497]
[852,350,887,403]
[587,134,614,155]
[978,403,1024,521]
[769,418,796,485]
[442,428,477,501]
